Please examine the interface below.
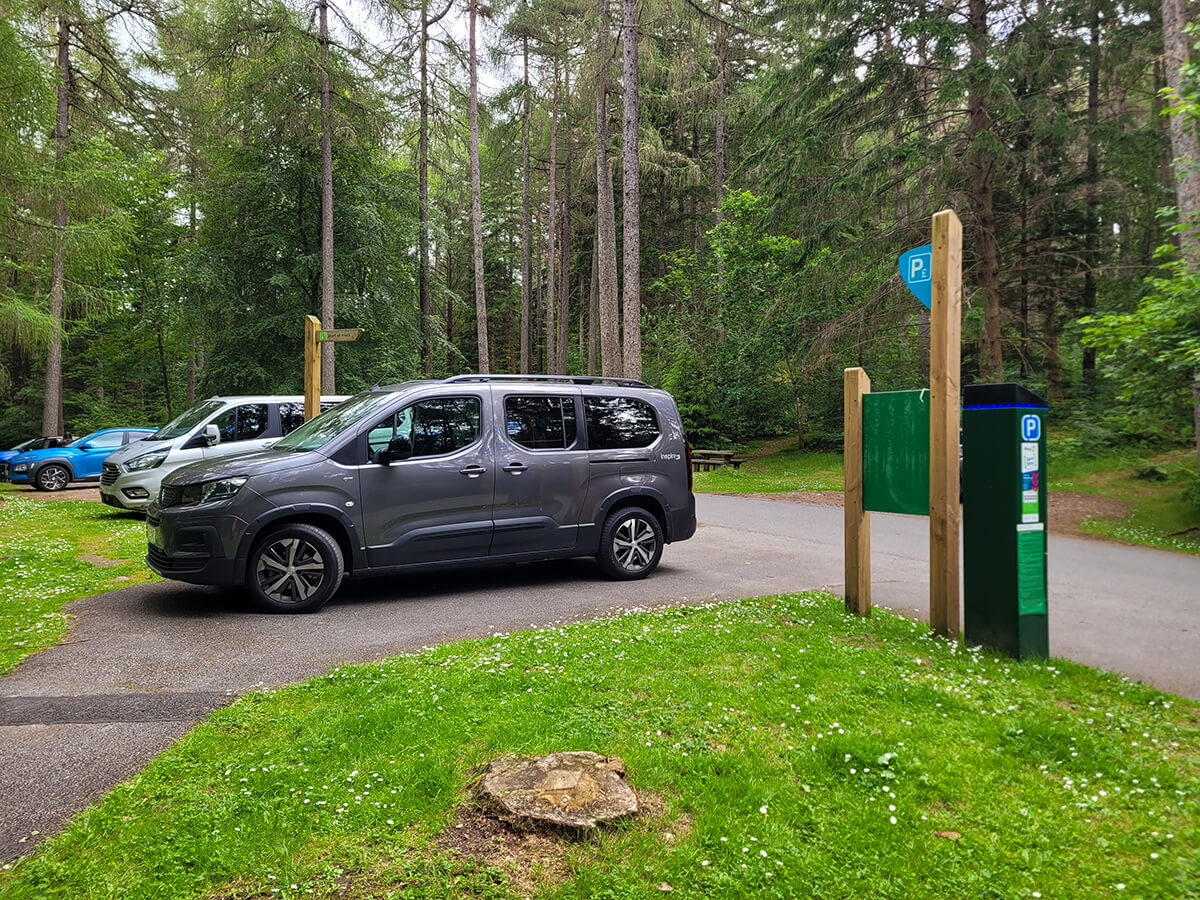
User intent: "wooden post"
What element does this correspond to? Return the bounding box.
[844,366,871,616]
[930,210,962,637]
[304,314,321,421]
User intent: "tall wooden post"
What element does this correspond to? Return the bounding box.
[304,315,321,421]
[930,210,963,637]
[844,366,871,616]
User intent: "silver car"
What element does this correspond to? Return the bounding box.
[146,376,697,613]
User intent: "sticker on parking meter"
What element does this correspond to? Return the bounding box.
[1020,442,1040,522]
[1021,442,1038,473]
[1017,526,1047,615]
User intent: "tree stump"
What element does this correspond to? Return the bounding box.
[479,751,638,830]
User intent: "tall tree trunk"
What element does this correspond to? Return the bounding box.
[589,234,599,373]
[968,0,1002,381]
[546,51,559,374]
[469,0,489,372]
[1163,0,1200,266]
[520,30,532,374]
[1162,0,1200,466]
[558,58,572,376]
[595,0,621,376]
[621,0,641,379]
[419,0,433,376]
[1081,0,1099,393]
[319,0,335,393]
[44,17,70,436]
[157,327,173,418]
[713,0,727,226]
[186,356,195,407]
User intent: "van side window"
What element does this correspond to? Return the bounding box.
[280,401,342,436]
[505,396,577,450]
[212,404,270,443]
[279,403,304,435]
[366,397,481,459]
[584,397,660,449]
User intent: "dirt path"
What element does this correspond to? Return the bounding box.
[735,489,1129,539]
[0,485,101,503]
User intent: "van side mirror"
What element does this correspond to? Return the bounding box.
[184,424,221,450]
[375,435,412,466]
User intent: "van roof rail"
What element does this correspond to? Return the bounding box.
[444,374,651,388]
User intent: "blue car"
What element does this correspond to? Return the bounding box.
[0,436,66,482]
[10,428,156,492]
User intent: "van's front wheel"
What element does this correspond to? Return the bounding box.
[247,523,344,613]
[598,507,663,580]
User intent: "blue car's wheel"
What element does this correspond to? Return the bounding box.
[34,464,70,492]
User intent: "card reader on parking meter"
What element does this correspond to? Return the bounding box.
[962,383,1049,660]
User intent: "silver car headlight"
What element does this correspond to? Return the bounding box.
[179,476,248,506]
[123,450,169,471]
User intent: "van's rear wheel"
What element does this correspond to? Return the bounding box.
[598,507,663,580]
[247,523,343,613]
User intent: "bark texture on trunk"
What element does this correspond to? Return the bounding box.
[44,17,70,436]
[588,236,599,374]
[469,0,489,372]
[520,33,531,374]
[1081,0,1099,392]
[418,0,433,376]
[1162,0,1200,466]
[558,60,571,376]
[714,1,727,226]
[546,53,559,374]
[1163,0,1200,267]
[968,0,1002,381]
[621,0,641,379]
[595,0,621,376]
[319,0,335,392]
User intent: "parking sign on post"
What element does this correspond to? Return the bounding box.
[899,244,933,309]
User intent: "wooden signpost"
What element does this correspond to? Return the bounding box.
[304,315,363,420]
[843,208,962,638]
[928,209,963,637]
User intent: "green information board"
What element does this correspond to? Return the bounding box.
[863,390,930,516]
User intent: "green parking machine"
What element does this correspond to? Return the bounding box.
[962,383,1049,660]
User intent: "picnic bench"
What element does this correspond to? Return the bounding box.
[691,449,746,472]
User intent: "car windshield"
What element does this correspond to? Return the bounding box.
[273,392,396,453]
[67,431,104,448]
[9,438,37,452]
[146,399,225,441]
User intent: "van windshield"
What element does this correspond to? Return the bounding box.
[146,399,225,441]
[273,392,396,453]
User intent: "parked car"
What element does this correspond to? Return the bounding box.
[10,428,156,491]
[100,395,346,512]
[146,375,697,613]
[0,436,67,482]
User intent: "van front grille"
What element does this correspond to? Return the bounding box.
[100,463,119,486]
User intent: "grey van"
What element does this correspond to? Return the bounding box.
[145,376,697,612]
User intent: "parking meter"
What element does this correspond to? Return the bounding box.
[962,383,1049,660]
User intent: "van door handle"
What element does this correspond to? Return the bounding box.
[502,462,527,474]
[459,465,487,478]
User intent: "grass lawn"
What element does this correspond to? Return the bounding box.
[694,444,843,494]
[1,591,1196,900]
[1048,445,1200,555]
[0,485,157,675]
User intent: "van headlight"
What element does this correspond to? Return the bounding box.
[123,450,169,471]
[179,477,248,506]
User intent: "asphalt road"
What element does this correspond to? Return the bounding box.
[2,493,1197,860]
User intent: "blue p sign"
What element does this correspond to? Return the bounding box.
[1021,415,1041,441]
[898,244,933,309]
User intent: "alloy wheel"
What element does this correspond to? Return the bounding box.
[255,537,326,605]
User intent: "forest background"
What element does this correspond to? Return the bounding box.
[1,0,1199,483]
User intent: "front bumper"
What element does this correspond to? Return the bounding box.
[145,502,250,587]
[101,468,165,510]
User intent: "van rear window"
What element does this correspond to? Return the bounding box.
[584,397,660,449]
